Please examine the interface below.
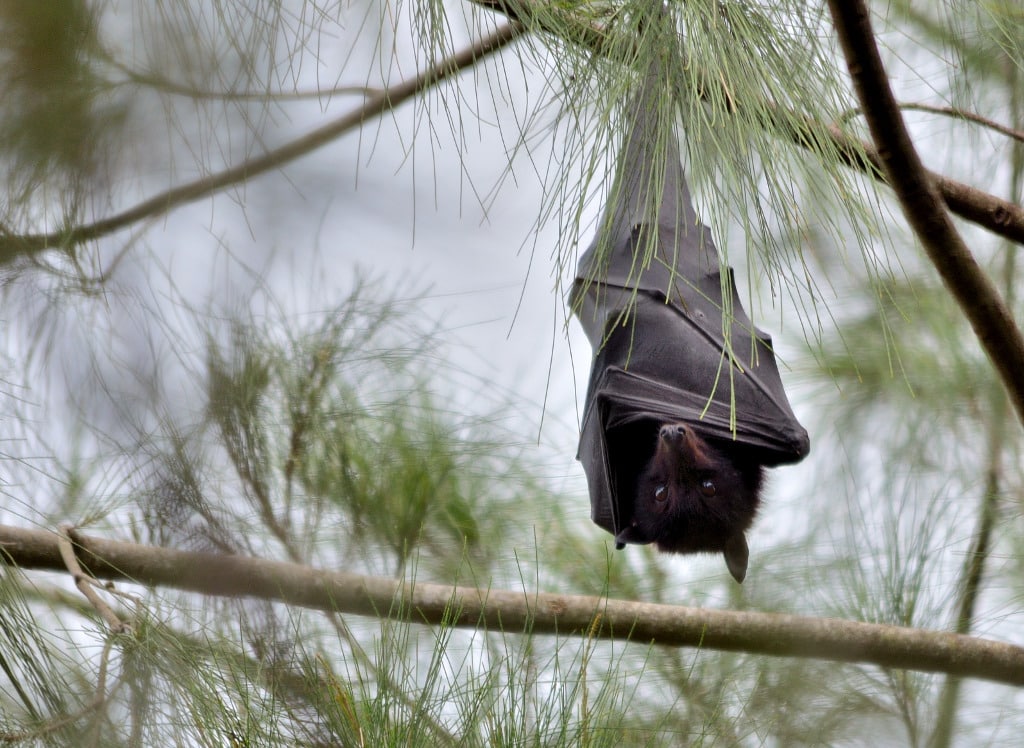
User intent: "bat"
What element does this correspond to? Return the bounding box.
[570,45,810,583]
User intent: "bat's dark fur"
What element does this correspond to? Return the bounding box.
[570,15,809,583]
[615,424,764,582]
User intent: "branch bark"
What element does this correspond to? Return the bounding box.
[3,523,1023,687]
[826,0,1024,429]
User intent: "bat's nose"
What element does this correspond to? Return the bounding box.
[659,424,687,441]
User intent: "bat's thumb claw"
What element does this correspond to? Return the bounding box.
[614,524,653,547]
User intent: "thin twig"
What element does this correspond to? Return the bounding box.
[839,102,1024,145]
[4,523,1024,687]
[0,22,526,266]
[826,0,1024,429]
[104,55,381,102]
[930,461,1002,747]
[57,525,131,634]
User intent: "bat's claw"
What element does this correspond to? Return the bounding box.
[615,523,654,546]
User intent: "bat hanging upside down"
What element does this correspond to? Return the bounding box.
[571,43,809,583]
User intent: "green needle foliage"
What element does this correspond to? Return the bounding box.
[136,283,543,585]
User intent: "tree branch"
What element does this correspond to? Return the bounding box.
[0,22,526,267]
[840,102,1024,146]
[2,523,1023,687]
[817,118,1024,245]
[4,6,1024,269]
[473,0,1024,245]
[826,0,1024,429]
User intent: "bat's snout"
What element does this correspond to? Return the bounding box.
[658,422,714,471]
[659,423,688,442]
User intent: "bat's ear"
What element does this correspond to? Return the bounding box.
[723,533,749,584]
[615,523,654,547]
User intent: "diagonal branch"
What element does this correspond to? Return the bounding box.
[3,523,1024,687]
[0,22,526,267]
[825,0,1024,429]
[3,6,1024,268]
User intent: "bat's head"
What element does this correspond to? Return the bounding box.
[616,423,765,583]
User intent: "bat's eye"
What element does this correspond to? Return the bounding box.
[654,485,667,502]
[700,479,716,497]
